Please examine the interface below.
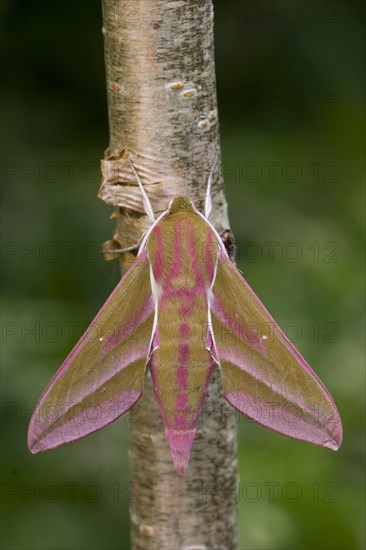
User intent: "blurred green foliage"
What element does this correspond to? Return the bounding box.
[1,1,364,549]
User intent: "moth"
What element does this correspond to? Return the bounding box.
[28,156,342,474]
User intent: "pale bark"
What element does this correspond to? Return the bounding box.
[101,1,238,548]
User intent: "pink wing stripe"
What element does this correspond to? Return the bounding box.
[29,390,141,454]
[215,252,337,397]
[31,347,147,426]
[28,252,155,453]
[226,390,340,450]
[35,251,152,393]
[212,292,265,354]
[101,294,153,353]
[212,254,342,450]
[213,253,340,406]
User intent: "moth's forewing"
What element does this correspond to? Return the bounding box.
[211,252,342,450]
[28,253,154,453]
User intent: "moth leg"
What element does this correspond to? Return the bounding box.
[220,228,236,260]
[102,240,140,261]
[106,244,139,254]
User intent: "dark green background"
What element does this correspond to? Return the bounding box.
[1,1,364,549]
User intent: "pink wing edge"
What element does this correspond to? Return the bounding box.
[28,251,154,454]
[210,251,343,451]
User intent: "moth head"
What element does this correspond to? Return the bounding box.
[168,196,195,214]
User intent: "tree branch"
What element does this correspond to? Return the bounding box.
[101,1,238,547]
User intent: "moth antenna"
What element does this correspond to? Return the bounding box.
[205,151,219,218]
[126,151,155,222]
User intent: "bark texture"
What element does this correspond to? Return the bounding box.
[101,1,238,548]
